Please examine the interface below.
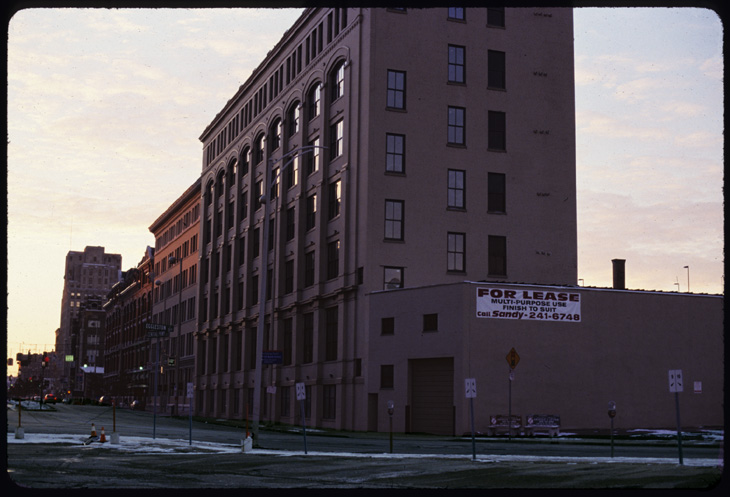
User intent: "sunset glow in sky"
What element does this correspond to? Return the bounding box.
[6,8,724,374]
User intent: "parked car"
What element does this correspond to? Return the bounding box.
[43,394,58,404]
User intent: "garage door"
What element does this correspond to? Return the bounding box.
[409,357,454,435]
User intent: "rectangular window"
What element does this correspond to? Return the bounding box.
[327,240,340,279]
[238,236,246,266]
[447,169,465,209]
[488,172,506,213]
[423,313,439,332]
[306,193,317,230]
[251,275,259,305]
[488,50,506,89]
[386,133,405,173]
[380,365,394,389]
[386,70,406,109]
[284,259,294,294]
[448,7,465,20]
[328,180,341,220]
[448,106,466,145]
[285,154,299,189]
[330,120,344,159]
[487,7,505,27]
[304,250,315,287]
[302,312,314,363]
[252,227,260,258]
[283,318,293,365]
[448,45,465,83]
[381,317,395,335]
[325,306,338,361]
[253,180,263,211]
[286,206,296,241]
[384,200,404,240]
[488,235,507,276]
[306,137,320,174]
[240,192,248,220]
[488,111,506,150]
[322,384,336,419]
[447,232,466,272]
[383,266,404,290]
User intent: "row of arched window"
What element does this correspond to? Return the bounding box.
[203,56,348,209]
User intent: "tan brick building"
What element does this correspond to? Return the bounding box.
[194,7,577,432]
[149,179,202,414]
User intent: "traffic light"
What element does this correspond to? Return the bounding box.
[42,352,49,368]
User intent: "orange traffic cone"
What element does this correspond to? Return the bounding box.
[99,426,106,443]
[90,423,97,437]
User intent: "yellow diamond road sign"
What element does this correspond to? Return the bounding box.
[506,347,520,369]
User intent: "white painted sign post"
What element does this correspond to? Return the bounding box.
[465,378,477,460]
[296,382,307,454]
[668,369,684,464]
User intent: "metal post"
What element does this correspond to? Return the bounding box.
[610,417,614,458]
[608,401,616,458]
[675,391,684,464]
[153,336,159,439]
[172,255,183,417]
[300,400,308,454]
[508,369,513,441]
[470,397,476,461]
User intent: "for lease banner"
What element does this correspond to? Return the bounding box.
[476,287,581,322]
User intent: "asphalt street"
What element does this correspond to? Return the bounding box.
[5,403,725,489]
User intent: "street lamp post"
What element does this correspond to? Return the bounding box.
[251,145,327,446]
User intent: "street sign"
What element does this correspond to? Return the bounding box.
[296,382,306,401]
[262,350,283,365]
[186,382,194,398]
[506,347,520,369]
[145,323,172,338]
[668,369,684,392]
[465,378,477,398]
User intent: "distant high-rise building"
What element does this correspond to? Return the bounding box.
[57,246,121,392]
[195,7,576,431]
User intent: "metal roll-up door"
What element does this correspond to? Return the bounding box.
[409,357,454,435]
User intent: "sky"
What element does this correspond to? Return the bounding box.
[5,8,724,376]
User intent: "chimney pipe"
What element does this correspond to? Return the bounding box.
[612,259,626,290]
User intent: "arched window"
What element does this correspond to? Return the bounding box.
[240,146,251,178]
[269,118,282,152]
[287,101,300,137]
[330,61,345,102]
[205,180,214,205]
[216,170,226,198]
[227,158,237,185]
[307,83,321,121]
[254,133,265,164]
